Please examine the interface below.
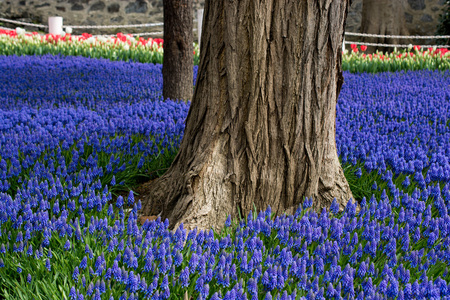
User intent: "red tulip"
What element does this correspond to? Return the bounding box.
[153,38,164,47]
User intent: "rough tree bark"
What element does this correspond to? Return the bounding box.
[162,0,193,101]
[360,0,410,53]
[141,0,354,233]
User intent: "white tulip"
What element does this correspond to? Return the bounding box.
[65,27,73,34]
[15,27,25,36]
[86,37,96,44]
[97,36,107,43]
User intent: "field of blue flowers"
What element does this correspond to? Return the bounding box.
[0,54,450,300]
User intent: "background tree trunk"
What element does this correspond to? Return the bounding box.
[141,0,353,233]
[162,0,194,101]
[360,0,410,53]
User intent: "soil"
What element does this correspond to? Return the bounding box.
[133,178,163,225]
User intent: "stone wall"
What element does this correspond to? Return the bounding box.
[0,0,446,44]
[346,0,447,45]
[0,0,167,36]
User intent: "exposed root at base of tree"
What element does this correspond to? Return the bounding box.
[137,161,355,234]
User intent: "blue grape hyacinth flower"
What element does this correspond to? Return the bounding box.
[330,198,339,214]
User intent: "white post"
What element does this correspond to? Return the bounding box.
[48,16,63,35]
[342,36,345,52]
[197,9,204,45]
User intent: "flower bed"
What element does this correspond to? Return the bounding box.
[0,29,200,66]
[0,28,448,72]
[1,54,450,299]
[343,44,450,73]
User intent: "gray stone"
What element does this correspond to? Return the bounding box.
[71,3,83,10]
[56,6,65,11]
[89,1,105,11]
[125,0,148,14]
[35,2,50,7]
[405,12,414,23]
[107,3,120,13]
[408,0,426,10]
[420,14,433,22]
[150,0,162,9]
[69,0,89,3]
[110,16,123,23]
[81,18,96,26]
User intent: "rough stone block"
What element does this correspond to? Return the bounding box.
[404,12,414,23]
[71,3,84,11]
[125,0,148,14]
[107,3,120,13]
[408,0,426,10]
[35,2,51,8]
[69,0,89,4]
[89,1,105,11]
[420,14,433,22]
[110,15,123,23]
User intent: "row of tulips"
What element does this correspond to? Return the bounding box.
[343,44,450,73]
[0,54,450,299]
[0,28,448,72]
[0,28,200,65]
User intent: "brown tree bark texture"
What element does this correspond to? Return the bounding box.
[141,0,353,233]
[360,0,410,53]
[163,0,194,101]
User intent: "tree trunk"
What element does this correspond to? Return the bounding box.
[360,0,410,53]
[141,0,353,233]
[162,0,194,101]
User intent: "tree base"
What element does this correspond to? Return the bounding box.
[139,0,354,233]
[139,139,354,233]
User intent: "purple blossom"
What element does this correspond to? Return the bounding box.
[69,287,77,300]
[79,256,88,269]
[127,190,135,206]
[225,215,232,227]
[45,259,51,271]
